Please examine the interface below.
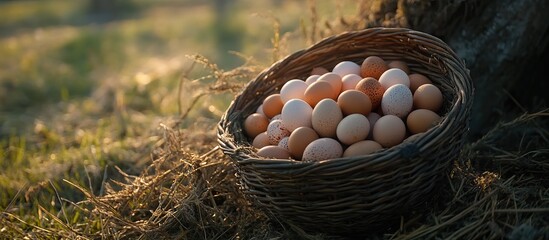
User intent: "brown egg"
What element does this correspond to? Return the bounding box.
[413,84,443,112]
[288,127,319,160]
[387,60,410,74]
[311,67,329,75]
[336,114,370,145]
[317,72,342,95]
[244,113,269,138]
[257,146,291,159]
[343,140,383,157]
[262,94,284,119]
[312,99,343,137]
[252,132,270,148]
[355,77,384,109]
[361,56,388,79]
[337,90,372,115]
[304,81,338,107]
[305,75,320,85]
[373,115,406,148]
[406,109,441,134]
[409,73,433,93]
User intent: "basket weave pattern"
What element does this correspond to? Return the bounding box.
[217,28,473,234]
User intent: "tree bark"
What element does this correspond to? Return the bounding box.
[368,0,549,138]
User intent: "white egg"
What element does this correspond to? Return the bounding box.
[381,84,413,118]
[336,114,370,145]
[281,99,313,131]
[305,75,320,85]
[332,61,361,77]
[280,79,308,103]
[378,68,410,89]
[341,74,363,92]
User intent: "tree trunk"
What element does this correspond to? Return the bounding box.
[368,0,549,138]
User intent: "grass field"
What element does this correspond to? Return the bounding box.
[0,0,360,237]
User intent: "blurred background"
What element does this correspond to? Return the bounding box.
[0,0,357,219]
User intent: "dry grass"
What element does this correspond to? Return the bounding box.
[1,1,548,239]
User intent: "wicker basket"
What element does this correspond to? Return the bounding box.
[217,28,473,235]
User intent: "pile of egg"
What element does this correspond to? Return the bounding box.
[244,56,443,162]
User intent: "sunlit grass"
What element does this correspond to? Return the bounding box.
[0,0,360,237]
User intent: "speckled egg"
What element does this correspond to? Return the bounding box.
[381,84,413,118]
[302,138,343,162]
[355,77,384,109]
[361,56,388,79]
[267,120,290,145]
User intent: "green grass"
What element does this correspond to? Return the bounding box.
[0,0,359,234]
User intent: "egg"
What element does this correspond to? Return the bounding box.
[413,84,443,112]
[280,79,308,103]
[355,77,384,109]
[288,127,319,159]
[257,146,291,159]
[256,104,265,116]
[317,72,343,95]
[271,114,282,121]
[373,115,406,147]
[387,60,410,74]
[278,137,290,150]
[281,99,313,131]
[332,61,361,77]
[378,68,410,89]
[381,84,413,118]
[252,132,270,148]
[305,75,320,85]
[304,81,338,107]
[311,67,329,75]
[302,138,343,162]
[343,140,382,157]
[336,114,370,145]
[312,99,343,137]
[337,90,372,115]
[341,74,362,91]
[244,113,269,138]
[267,120,290,145]
[406,109,441,134]
[361,56,388,79]
[409,73,432,92]
[366,112,381,139]
[262,94,284,119]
